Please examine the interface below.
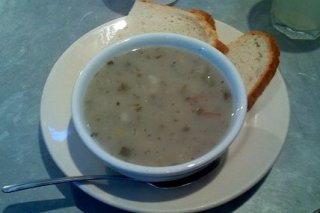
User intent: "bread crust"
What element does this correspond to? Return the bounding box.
[132,1,222,51]
[246,31,280,110]
[188,9,216,30]
[189,9,229,53]
[188,9,280,110]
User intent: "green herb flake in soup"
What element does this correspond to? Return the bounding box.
[84,46,233,167]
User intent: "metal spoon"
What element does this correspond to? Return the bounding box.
[2,175,144,193]
[2,160,220,193]
[2,173,199,193]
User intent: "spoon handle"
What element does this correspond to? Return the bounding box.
[1,175,135,193]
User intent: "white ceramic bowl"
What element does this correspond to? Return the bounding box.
[72,33,247,182]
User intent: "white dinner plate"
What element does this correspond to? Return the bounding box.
[40,17,290,212]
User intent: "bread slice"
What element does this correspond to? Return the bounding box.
[225,31,280,110]
[113,0,227,53]
[188,9,228,53]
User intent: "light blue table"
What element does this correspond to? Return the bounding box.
[1,0,319,212]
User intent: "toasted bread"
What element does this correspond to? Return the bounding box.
[188,9,229,53]
[225,31,280,110]
[114,0,227,52]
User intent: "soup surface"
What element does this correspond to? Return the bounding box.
[84,46,233,166]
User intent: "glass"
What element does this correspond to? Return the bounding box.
[271,0,320,40]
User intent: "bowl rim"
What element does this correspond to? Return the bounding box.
[72,32,247,180]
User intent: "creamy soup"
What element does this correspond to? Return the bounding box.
[84,46,233,167]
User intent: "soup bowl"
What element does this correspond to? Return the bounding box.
[72,33,247,182]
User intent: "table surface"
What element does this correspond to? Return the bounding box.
[1,0,319,212]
